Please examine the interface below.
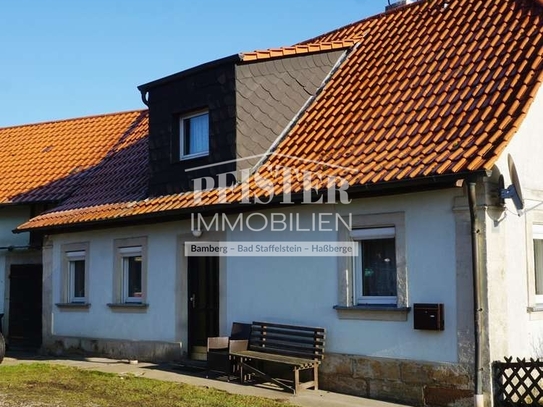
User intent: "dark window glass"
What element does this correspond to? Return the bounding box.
[361,238,397,297]
[182,113,209,156]
[71,260,85,300]
[534,239,543,295]
[125,256,142,299]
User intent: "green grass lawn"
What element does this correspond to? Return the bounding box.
[0,363,286,407]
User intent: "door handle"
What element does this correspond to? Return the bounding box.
[190,294,196,308]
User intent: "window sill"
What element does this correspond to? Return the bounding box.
[56,303,91,311]
[334,305,411,321]
[179,152,209,161]
[528,305,543,320]
[107,303,149,312]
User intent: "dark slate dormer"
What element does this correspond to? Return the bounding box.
[138,50,345,197]
[139,57,238,196]
[235,50,344,172]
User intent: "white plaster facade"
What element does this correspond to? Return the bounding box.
[47,189,470,364]
[482,83,543,361]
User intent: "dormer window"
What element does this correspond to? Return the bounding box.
[180,111,209,159]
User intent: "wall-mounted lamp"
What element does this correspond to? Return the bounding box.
[192,229,202,238]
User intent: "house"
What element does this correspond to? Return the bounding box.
[9,0,543,405]
[0,110,148,348]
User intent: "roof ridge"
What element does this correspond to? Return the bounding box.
[0,108,148,131]
[298,0,428,45]
[242,39,358,54]
[240,39,358,62]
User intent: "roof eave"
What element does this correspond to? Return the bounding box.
[137,54,241,92]
[14,169,488,235]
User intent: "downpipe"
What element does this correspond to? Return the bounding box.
[468,181,484,407]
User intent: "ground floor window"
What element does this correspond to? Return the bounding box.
[120,247,143,303]
[335,211,407,315]
[61,243,89,304]
[68,253,86,302]
[113,237,148,305]
[351,227,397,305]
[533,224,543,304]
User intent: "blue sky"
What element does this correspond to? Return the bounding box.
[0,0,385,127]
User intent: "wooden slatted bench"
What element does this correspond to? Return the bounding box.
[229,321,325,394]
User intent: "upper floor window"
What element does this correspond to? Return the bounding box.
[351,227,397,305]
[180,111,209,159]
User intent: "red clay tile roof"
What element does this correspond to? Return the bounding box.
[0,110,148,205]
[255,0,543,188]
[54,111,149,210]
[16,0,543,231]
[240,40,358,61]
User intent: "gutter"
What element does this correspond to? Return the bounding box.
[0,245,35,251]
[467,181,484,407]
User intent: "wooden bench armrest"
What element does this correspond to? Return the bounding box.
[229,339,248,353]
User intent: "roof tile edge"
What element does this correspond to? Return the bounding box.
[0,108,148,130]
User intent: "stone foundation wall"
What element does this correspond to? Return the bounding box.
[42,336,183,363]
[320,354,474,407]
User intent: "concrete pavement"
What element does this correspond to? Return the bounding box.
[1,353,410,407]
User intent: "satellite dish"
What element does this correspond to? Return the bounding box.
[500,155,524,215]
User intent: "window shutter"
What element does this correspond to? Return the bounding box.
[350,227,395,240]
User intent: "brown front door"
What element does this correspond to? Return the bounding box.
[187,256,219,354]
[8,264,42,349]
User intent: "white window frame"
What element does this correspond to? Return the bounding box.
[351,227,397,305]
[113,237,148,305]
[61,242,90,305]
[533,224,543,305]
[336,212,408,315]
[179,110,209,160]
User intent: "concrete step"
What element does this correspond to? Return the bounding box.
[190,345,207,361]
